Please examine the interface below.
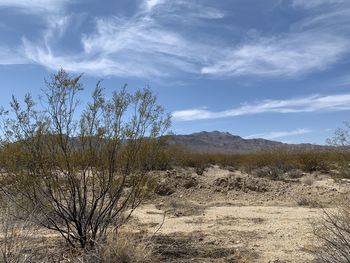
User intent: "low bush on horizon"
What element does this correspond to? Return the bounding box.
[155,146,350,178]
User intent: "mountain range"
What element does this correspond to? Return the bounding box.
[168,131,329,154]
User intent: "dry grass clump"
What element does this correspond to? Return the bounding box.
[296,197,321,208]
[167,199,205,217]
[0,193,56,262]
[0,205,39,263]
[84,232,158,263]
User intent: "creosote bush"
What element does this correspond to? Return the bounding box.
[313,201,350,262]
[0,69,170,250]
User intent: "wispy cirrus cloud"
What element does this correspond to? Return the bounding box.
[2,0,350,79]
[0,0,71,13]
[202,0,350,78]
[172,93,350,121]
[0,0,73,67]
[201,32,348,77]
[21,1,225,78]
[244,129,312,140]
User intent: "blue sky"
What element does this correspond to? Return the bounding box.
[0,0,350,144]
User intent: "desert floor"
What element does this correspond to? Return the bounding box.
[1,166,349,262]
[129,166,349,262]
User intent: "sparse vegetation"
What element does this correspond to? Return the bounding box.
[162,149,342,178]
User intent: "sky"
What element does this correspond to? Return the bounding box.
[0,0,350,144]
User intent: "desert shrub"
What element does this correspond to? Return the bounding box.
[301,175,315,186]
[0,69,170,249]
[297,151,332,173]
[327,124,350,178]
[330,151,350,179]
[194,165,206,175]
[284,169,304,179]
[313,201,350,262]
[251,166,283,180]
[155,178,175,196]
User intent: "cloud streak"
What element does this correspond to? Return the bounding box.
[0,47,27,64]
[172,93,350,121]
[244,129,311,140]
[292,0,345,9]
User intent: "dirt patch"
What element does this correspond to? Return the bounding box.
[132,204,321,262]
[155,169,198,196]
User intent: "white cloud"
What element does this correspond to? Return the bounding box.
[245,129,311,140]
[143,0,165,12]
[0,0,70,13]
[172,93,350,121]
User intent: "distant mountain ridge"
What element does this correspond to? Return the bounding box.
[168,131,329,153]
